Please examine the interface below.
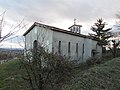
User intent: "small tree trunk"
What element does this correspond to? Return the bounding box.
[38,75,43,90]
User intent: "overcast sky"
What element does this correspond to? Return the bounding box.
[0,0,120,48]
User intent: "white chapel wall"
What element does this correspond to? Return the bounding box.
[53,31,94,61]
[25,26,53,52]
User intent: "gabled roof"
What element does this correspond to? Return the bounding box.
[23,22,91,39]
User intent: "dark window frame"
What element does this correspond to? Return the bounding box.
[58,41,61,54]
[33,40,38,49]
[82,44,84,54]
[76,43,78,53]
[68,42,71,53]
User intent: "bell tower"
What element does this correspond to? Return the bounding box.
[68,19,82,34]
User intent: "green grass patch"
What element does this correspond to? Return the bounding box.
[0,60,28,90]
[64,57,120,90]
[0,58,120,90]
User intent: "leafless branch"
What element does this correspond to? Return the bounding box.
[0,11,27,44]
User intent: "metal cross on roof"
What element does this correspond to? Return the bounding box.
[74,18,76,25]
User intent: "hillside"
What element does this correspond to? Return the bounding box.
[65,57,120,90]
[0,58,120,90]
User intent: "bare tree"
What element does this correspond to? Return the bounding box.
[21,46,77,90]
[107,12,120,58]
[0,11,26,44]
[108,40,120,58]
[21,30,77,90]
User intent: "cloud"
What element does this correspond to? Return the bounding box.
[0,0,120,48]
[0,0,119,32]
[0,0,120,24]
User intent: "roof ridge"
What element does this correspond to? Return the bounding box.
[23,22,94,40]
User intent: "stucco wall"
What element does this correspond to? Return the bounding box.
[24,25,102,61]
[83,38,92,62]
[52,31,99,62]
[25,26,53,52]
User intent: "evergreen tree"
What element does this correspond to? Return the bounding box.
[89,18,112,46]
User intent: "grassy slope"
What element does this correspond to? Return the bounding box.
[0,60,28,90]
[65,57,120,90]
[0,58,120,90]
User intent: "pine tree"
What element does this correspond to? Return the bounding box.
[89,18,112,46]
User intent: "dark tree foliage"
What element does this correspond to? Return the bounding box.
[89,18,112,46]
[108,40,120,58]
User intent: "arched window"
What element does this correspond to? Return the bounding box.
[33,40,38,58]
[33,40,38,49]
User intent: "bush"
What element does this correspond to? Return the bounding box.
[82,52,114,68]
[21,48,77,90]
[86,57,101,66]
[0,52,13,60]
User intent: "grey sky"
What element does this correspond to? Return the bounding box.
[0,0,120,48]
[0,0,120,24]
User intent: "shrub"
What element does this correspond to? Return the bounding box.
[21,48,77,90]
